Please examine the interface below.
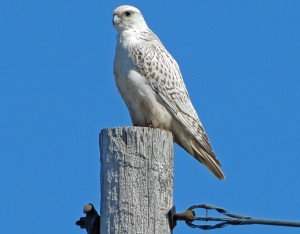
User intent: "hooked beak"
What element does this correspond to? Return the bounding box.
[112,13,121,26]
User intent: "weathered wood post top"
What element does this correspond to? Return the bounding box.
[100,127,174,234]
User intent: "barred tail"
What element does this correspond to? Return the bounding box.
[191,140,225,180]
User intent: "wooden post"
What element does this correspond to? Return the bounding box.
[100,127,174,234]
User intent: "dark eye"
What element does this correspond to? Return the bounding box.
[124,11,132,17]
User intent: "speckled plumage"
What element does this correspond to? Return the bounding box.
[112,5,225,179]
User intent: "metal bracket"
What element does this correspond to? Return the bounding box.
[168,205,195,232]
[76,203,100,234]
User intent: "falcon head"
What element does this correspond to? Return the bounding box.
[113,5,147,32]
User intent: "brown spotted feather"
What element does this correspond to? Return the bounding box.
[129,31,221,166]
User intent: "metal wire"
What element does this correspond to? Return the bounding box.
[185,204,300,230]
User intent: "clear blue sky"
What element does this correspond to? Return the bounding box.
[1,1,299,233]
